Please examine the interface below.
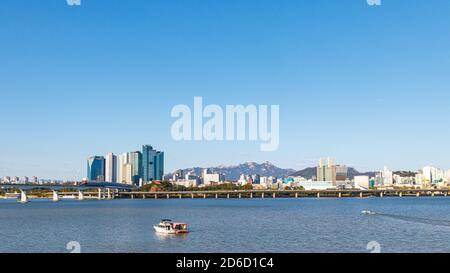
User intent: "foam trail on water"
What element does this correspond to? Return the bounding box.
[372,212,450,227]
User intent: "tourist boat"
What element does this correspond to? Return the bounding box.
[361,210,376,215]
[154,219,190,234]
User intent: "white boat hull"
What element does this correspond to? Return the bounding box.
[154,226,177,234]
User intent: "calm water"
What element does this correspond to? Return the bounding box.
[1,197,450,253]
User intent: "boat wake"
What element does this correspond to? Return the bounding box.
[364,211,450,227]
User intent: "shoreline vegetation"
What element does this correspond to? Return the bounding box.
[1,181,449,200]
[2,190,450,201]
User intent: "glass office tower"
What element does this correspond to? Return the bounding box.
[87,156,106,182]
[155,151,164,181]
[142,145,164,183]
[128,151,142,186]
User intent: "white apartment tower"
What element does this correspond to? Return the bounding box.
[105,153,117,183]
[382,166,393,186]
[119,153,133,184]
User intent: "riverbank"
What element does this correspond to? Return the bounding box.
[122,189,448,199]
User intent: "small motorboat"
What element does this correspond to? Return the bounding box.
[154,219,190,234]
[361,210,376,215]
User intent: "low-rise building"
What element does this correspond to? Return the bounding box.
[354,176,370,190]
[298,180,335,191]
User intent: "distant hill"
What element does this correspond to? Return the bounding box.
[167,162,296,182]
[289,167,317,179]
[167,162,377,182]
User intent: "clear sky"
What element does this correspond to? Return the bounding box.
[1,0,450,180]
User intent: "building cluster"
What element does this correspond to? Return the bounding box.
[3,151,450,191]
[313,158,450,190]
[168,157,450,191]
[169,169,226,188]
[0,176,65,185]
[86,145,164,186]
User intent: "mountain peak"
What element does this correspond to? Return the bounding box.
[168,162,295,182]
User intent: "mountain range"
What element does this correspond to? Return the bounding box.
[167,162,376,181]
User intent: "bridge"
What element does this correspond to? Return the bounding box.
[0,182,135,203]
[119,188,450,200]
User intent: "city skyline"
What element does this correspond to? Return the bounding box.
[84,145,164,185]
[2,1,450,180]
[2,155,449,183]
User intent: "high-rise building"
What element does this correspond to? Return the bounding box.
[142,145,156,182]
[129,151,142,185]
[87,156,105,182]
[155,151,164,181]
[317,158,337,185]
[142,145,164,183]
[335,165,348,181]
[119,153,132,184]
[105,153,117,182]
[422,166,445,184]
[381,166,393,186]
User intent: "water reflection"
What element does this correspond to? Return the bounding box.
[154,233,189,241]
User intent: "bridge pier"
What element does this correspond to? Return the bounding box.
[295,193,299,198]
[78,190,84,201]
[52,190,60,202]
[155,194,158,199]
[360,192,363,198]
[317,192,320,198]
[107,188,112,200]
[19,190,28,203]
[338,192,342,198]
[250,193,253,199]
[227,194,230,199]
[261,193,264,199]
[98,189,102,200]
[273,193,276,198]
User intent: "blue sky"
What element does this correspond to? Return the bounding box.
[1,0,450,179]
